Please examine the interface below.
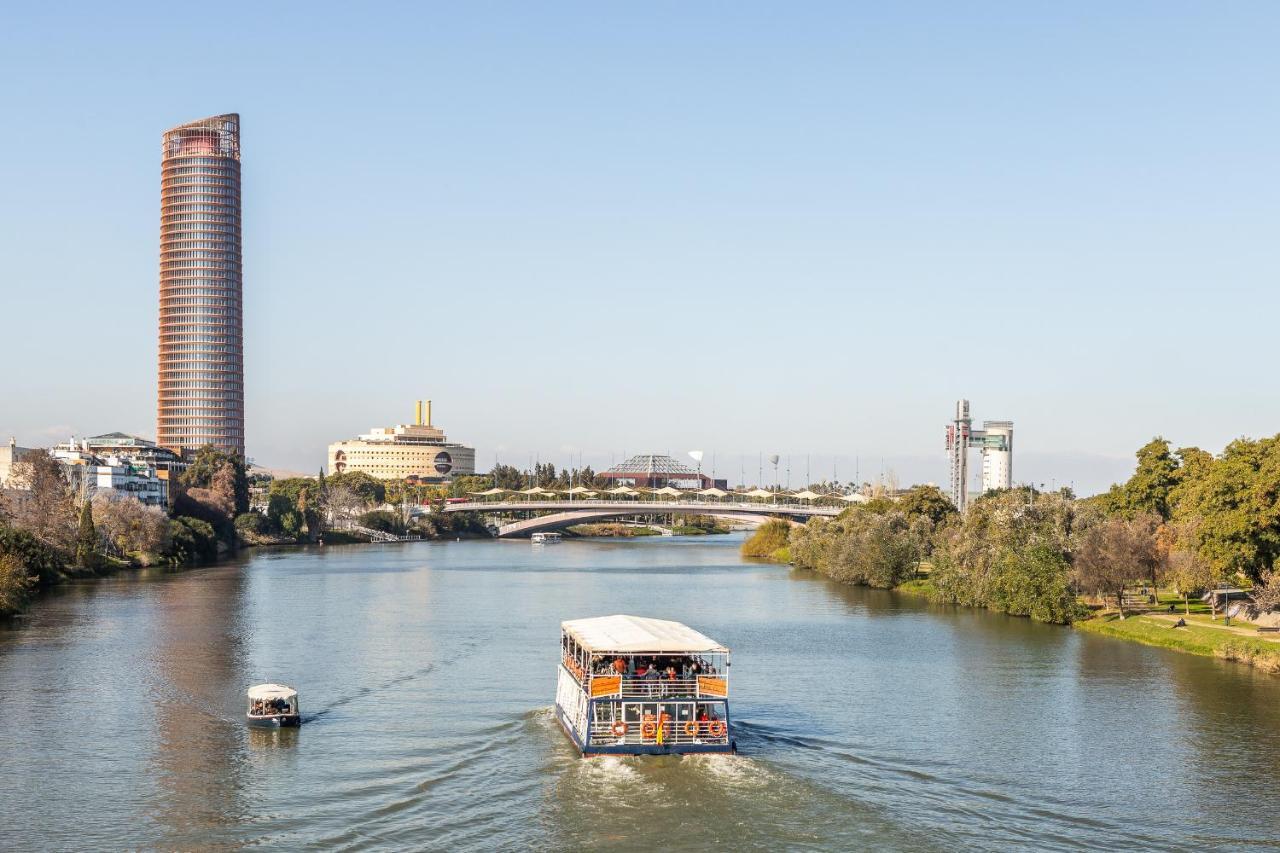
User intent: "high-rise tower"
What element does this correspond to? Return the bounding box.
[946,400,972,512]
[157,114,244,458]
[946,400,1014,512]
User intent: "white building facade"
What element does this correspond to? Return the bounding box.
[328,400,476,482]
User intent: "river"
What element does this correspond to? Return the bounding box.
[1,534,1278,850]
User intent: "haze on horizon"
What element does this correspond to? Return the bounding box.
[2,3,1277,496]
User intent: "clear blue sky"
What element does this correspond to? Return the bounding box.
[2,2,1277,493]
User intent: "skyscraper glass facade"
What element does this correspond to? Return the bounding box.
[157,114,244,457]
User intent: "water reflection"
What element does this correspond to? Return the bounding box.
[146,563,252,846]
[248,726,300,750]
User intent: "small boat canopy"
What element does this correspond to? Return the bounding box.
[562,615,728,654]
[246,683,297,701]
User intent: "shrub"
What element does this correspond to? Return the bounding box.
[234,512,267,535]
[0,525,67,586]
[741,520,792,560]
[0,551,36,616]
[359,510,406,535]
[166,516,218,565]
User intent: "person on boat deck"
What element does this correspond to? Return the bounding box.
[612,656,626,676]
[643,664,660,696]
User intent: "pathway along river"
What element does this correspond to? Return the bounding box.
[2,535,1279,850]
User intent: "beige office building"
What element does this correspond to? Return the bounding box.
[328,401,475,482]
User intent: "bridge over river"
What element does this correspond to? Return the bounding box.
[439,499,842,537]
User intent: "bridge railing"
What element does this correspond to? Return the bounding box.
[440,499,842,513]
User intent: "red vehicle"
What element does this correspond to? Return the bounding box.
[445,497,469,504]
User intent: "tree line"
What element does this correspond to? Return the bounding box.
[756,435,1280,625]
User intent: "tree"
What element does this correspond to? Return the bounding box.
[0,551,35,616]
[896,485,958,528]
[265,478,325,540]
[1250,570,1280,616]
[75,501,98,569]
[0,525,67,586]
[91,493,170,560]
[180,446,249,514]
[325,471,385,505]
[929,489,1084,624]
[490,464,524,490]
[1073,514,1161,617]
[6,450,77,550]
[166,517,218,564]
[1123,439,1180,520]
[1172,435,1280,583]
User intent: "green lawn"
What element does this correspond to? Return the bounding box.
[1075,614,1280,673]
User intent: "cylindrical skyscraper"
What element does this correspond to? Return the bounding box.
[157,114,244,458]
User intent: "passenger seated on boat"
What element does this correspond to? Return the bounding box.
[612,656,626,675]
[643,665,660,696]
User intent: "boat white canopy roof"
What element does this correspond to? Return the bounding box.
[562,615,728,654]
[246,683,297,700]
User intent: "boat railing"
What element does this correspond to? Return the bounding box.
[586,714,730,747]
[581,673,729,700]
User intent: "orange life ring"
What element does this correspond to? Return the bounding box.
[683,720,699,737]
[707,720,726,738]
[611,720,627,737]
[641,721,657,738]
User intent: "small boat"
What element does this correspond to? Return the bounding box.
[531,532,563,544]
[555,615,734,756]
[246,683,301,727]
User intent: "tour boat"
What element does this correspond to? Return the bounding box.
[531,532,563,544]
[246,684,301,728]
[555,615,735,756]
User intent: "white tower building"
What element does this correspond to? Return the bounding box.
[946,402,1014,512]
[979,421,1013,492]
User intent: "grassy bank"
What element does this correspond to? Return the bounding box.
[1075,614,1280,674]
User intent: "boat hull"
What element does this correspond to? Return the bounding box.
[246,714,301,728]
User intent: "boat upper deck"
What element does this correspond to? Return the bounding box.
[560,615,730,700]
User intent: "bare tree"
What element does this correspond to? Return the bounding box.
[6,450,76,550]
[1074,514,1162,617]
[1250,570,1280,616]
[324,481,366,527]
[91,493,170,560]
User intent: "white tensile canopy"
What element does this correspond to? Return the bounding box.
[564,486,594,495]
[789,490,824,501]
[649,486,683,497]
[469,487,508,496]
[246,683,297,701]
[839,493,871,503]
[606,486,639,496]
[698,487,730,498]
[519,486,555,495]
[562,615,728,654]
[738,488,777,499]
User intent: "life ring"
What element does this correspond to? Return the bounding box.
[641,721,657,739]
[683,720,699,737]
[707,720,727,738]
[611,720,627,737]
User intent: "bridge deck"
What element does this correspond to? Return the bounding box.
[439,499,841,538]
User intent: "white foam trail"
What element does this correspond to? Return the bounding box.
[684,753,775,789]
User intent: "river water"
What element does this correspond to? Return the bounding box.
[2,534,1279,850]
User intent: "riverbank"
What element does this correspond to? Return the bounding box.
[1075,613,1280,673]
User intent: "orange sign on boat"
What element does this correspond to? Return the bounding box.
[698,676,727,697]
[591,675,621,697]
